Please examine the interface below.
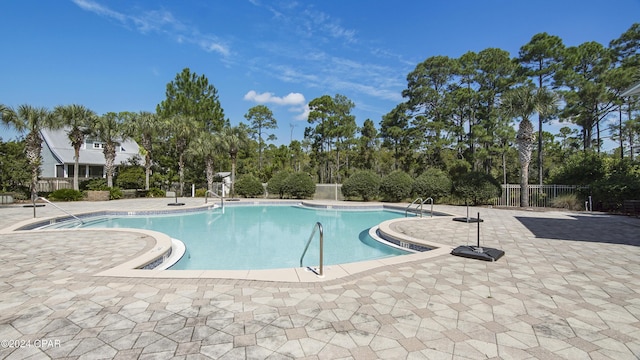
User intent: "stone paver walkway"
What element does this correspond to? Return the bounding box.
[0,198,639,359]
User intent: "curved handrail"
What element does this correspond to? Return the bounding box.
[34,197,84,225]
[421,197,434,218]
[299,222,324,277]
[204,190,224,210]
[405,197,423,217]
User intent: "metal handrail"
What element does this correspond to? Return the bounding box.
[405,197,423,217]
[421,197,434,218]
[299,222,324,277]
[34,197,84,225]
[204,190,224,210]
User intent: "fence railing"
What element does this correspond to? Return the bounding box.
[37,178,72,192]
[492,184,584,208]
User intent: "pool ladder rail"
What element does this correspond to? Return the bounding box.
[405,197,434,218]
[33,196,85,225]
[300,222,324,277]
[204,190,224,210]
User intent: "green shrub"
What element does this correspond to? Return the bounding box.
[283,172,316,199]
[379,170,413,202]
[81,178,108,191]
[412,168,452,201]
[551,194,583,211]
[452,171,502,205]
[589,160,640,209]
[549,152,607,185]
[48,189,84,201]
[109,187,123,200]
[235,175,265,198]
[146,187,166,198]
[194,188,208,197]
[115,166,145,189]
[341,170,380,201]
[267,170,292,198]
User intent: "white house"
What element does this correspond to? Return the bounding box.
[40,127,141,179]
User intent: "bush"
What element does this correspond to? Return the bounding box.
[109,187,123,200]
[283,172,316,199]
[194,188,208,197]
[235,175,265,198]
[412,168,452,201]
[589,160,640,209]
[267,170,292,199]
[115,166,145,189]
[146,187,166,198]
[48,189,84,201]
[549,152,607,185]
[379,170,413,202]
[81,178,108,191]
[452,171,502,205]
[341,170,380,201]
[551,194,583,211]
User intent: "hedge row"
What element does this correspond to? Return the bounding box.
[341,169,501,204]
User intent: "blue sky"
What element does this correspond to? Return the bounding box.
[1,0,639,146]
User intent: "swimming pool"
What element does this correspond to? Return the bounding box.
[62,205,410,270]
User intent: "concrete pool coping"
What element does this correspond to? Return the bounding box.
[1,199,455,282]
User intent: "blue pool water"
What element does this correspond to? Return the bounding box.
[67,205,409,270]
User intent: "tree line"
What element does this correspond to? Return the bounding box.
[1,24,639,205]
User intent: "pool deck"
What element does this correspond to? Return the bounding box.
[1,198,640,359]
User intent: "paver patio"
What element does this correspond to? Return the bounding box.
[0,198,639,359]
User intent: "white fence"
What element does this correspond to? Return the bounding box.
[492,184,584,208]
[37,178,72,192]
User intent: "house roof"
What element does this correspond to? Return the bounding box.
[41,128,140,166]
[621,80,640,97]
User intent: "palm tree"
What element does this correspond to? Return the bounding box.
[92,112,127,187]
[186,131,220,193]
[167,115,199,196]
[501,85,537,207]
[1,104,61,200]
[218,125,248,199]
[124,111,158,190]
[53,104,96,190]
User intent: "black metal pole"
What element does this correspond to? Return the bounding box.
[477,212,480,248]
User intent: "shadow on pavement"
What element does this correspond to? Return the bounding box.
[515,214,640,246]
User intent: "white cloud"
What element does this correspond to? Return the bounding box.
[244,90,309,120]
[244,90,306,106]
[291,104,310,121]
[72,0,126,22]
[72,0,229,57]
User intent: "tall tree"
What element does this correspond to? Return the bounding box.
[157,67,225,133]
[218,125,248,198]
[403,55,457,167]
[380,103,414,172]
[53,104,96,190]
[501,85,536,207]
[187,131,219,193]
[244,105,277,171]
[166,115,199,196]
[92,112,127,188]
[1,105,60,200]
[357,119,378,170]
[124,111,159,190]
[518,32,565,184]
[306,94,356,183]
[610,23,640,68]
[555,41,616,150]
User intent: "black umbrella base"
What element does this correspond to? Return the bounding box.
[168,203,185,206]
[451,245,505,261]
[453,217,484,223]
